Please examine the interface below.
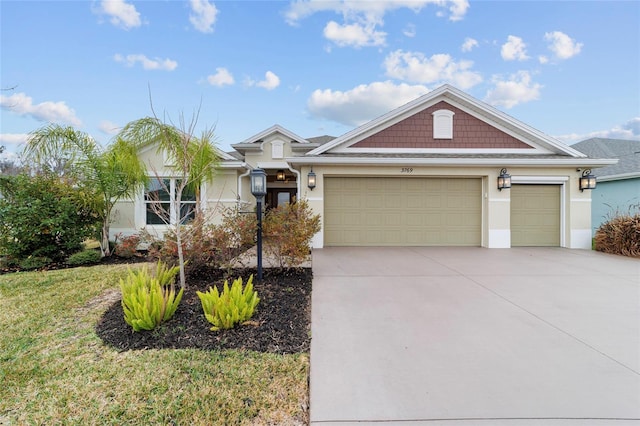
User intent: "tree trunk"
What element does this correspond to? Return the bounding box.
[101,220,111,257]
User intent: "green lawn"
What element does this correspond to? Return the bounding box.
[0,264,309,425]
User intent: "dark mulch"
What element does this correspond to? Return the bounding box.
[95,267,312,354]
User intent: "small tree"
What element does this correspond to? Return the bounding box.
[119,115,219,288]
[21,124,148,257]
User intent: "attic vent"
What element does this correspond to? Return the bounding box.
[432,109,454,139]
[271,140,284,159]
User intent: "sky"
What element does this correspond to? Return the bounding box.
[1,0,639,161]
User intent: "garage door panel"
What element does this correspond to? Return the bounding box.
[511,184,560,247]
[324,177,481,246]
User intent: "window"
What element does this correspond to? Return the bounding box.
[432,109,454,139]
[144,178,198,225]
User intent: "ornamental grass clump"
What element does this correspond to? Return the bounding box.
[595,211,640,257]
[197,275,260,331]
[120,261,184,331]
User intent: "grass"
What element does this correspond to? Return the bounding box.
[0,264,309,425]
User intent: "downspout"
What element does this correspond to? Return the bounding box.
[237,163,252,210]
[287,165,301,200]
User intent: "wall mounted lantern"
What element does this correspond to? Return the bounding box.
[307,168,317,190]
[497,168,511,191]
[250,168,267,281]
[579,169,597,192]
[276,169,286,182]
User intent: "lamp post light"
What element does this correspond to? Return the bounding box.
[250,168,267,281]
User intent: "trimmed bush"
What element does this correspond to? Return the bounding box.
[66,250,102,266]
[197,275,259,331]
[263,200,320,268]
[114,234,141,258]
[120,261,183,332]
[19,256,52,271]
[595,212,640,257]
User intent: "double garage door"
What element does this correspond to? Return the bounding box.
[324,177,561,247]
[324,177,482,246]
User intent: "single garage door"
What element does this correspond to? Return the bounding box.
[511,184,560,246]
[324,177,481,246]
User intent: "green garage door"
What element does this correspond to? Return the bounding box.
[324,177,481,246]
[511,184,561,246]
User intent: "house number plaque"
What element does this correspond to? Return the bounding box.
[401,167,414,173]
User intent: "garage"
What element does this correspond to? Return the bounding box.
[324,177,482,246]
[511,184,561,246]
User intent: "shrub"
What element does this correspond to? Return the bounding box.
[19,256,52,271]
[595,211,640,257]
[197,275,260,331]
[120,261,184,332]
[114,233,141,258]
[263,200,321,268]
[66,249,101,266]
[0,174,100,262]
[148,208,256,277]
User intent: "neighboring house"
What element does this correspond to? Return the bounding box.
[110,85,616,249]
[572,138,640,234]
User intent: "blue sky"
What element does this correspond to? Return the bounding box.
[1,0,639,160]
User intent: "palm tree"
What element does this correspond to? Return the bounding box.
[22,124,148,257]
[118,116,219,289]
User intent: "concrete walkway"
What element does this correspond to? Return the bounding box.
[310,247,640,425]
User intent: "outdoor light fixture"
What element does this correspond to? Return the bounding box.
[497,168,511,191]
[579,169,597,192]
[307,168,316,190]
[276,169,286,182]
[250,168,267,281]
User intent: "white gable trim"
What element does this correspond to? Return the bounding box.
[236,124,309,146]
[308,84,585,158]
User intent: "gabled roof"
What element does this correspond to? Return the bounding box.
[232,124,309,149]
[308,84,586,158]
[572,138,640,180]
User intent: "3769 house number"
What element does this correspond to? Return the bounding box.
[401,167,414,173]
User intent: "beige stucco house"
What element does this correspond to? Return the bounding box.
[110,85,616,249]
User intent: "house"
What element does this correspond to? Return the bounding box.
[110,85,617,249]
[571,138,640,234]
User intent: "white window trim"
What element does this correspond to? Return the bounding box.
[143,177,199,227]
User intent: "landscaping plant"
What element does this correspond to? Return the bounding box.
[263,200,321,268]
[114,233,141,258]
[66,249,101,266]
[120,261,184,331]
[594,209,640,257]
[197,275,260,331]
[0,173,100,263]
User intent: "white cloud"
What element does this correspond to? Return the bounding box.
[538,55,549,64]
[0,92,82,126]
[285,0,469,24]
[501,35,529,61]
[0,133,29,146]
[285,1,468,48]
[461,37,478,52]
[307,80,429,126]
[207,67,235,87]
[189,0,218,33]
[97,0,141,30]
[256,71,281,90]
[559,117,640,144]
[323,21,386,48]
[98,120,120,135]
[484,71,542,109]
[544,31,583,60]
[114,54,178,71]
[403,23,416,38]
[383,50,482,89]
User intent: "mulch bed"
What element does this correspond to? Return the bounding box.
[95,267,312,354]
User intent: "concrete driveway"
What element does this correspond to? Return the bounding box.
[310,247,640,425]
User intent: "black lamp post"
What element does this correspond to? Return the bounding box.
[250,168,267,281]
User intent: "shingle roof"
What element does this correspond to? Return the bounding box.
[572,138,640,179]
[306,135,336,145]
